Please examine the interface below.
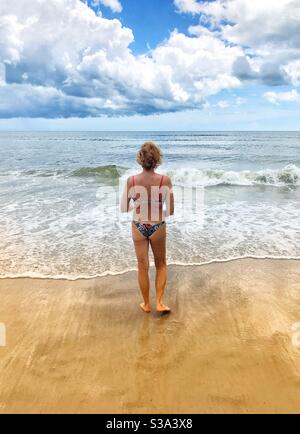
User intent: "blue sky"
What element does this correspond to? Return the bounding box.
[0,0,300,130]
[88,0,197,54]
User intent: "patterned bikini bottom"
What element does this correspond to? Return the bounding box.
[133,221,166,238]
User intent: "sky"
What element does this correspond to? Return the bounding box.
[0,0,300,131]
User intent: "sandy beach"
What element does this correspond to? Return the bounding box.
[0,258,300,414]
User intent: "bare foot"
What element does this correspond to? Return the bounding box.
[157,303,171,314]
[140,303,151,313]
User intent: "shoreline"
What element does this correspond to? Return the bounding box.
[0,258,300,414]
[1,255,300,281]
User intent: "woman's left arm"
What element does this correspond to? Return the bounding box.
[164,176,175,217]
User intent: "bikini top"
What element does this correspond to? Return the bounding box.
[132,175,165,204]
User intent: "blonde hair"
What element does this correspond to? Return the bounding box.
[137,142,163,170]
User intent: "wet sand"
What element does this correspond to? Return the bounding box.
[0,259,300,414]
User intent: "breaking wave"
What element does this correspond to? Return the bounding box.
[168,165,300,187]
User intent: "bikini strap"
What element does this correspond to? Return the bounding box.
[132,176,135,187]
[159,175,164,189]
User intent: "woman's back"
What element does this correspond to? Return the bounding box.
[132,171,163,189]
[130,172,167,223]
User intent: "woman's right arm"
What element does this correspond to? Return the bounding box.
[120,177,133,213]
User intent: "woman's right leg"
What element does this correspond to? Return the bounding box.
[132,224,151,313]
[150,224,171,313]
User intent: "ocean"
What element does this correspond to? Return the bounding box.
[0,131,299,279]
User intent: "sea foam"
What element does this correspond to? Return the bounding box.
[168,165,300,187]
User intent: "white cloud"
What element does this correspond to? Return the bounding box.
[174,0,203,14]
[0,63,6,86]
[0,0,243,118]
[0,14,23,64]
[283,60,300,86]
[263,90,300,105]
[92,0,123,13]
[216,100,230,109]
[175,0,300,87]
[207,96,246,110]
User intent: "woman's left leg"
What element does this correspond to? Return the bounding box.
[132,223,151,313]
[150,224,171,313]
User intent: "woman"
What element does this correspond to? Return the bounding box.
[121,142,174,314]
